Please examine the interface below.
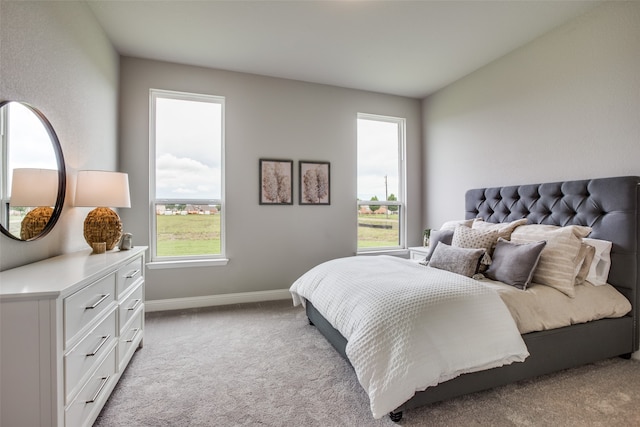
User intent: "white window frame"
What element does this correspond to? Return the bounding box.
[356,113,407,254]
[148,89,227,269]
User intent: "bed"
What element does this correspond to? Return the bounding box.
[291,176,640,422]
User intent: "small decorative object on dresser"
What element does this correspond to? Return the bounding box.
[119,232,133,250]
[0,246,146,427]
[91,241,107,254]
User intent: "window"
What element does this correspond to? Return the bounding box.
[357,113,406,252]
[150,90,225,264]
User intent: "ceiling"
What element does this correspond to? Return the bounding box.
[86,0,601,99]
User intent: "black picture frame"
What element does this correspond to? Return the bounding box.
[259,159,293,205]
[299,161,330,205]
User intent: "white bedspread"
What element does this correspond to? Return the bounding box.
[290,255,529,419]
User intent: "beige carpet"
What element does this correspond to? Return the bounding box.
[95,300,640,426]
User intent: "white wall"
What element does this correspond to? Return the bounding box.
[118,57,422,301]
[0,1,120,270]
[422,1,640,228]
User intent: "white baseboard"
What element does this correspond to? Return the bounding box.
[146,289,292,312]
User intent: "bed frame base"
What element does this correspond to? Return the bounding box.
[389,411,403,422]
[306,301,634,421]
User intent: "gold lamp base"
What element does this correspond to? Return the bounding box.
[20,206,54,240]
[83,207,123,250]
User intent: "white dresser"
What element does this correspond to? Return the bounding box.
[0,247,146,427]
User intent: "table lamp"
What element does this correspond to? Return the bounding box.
[10,168,58,240]
[75,170,131,250]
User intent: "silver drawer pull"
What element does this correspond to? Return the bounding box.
[125,328,140,343]
[127,299,142,311]
[86,335,110,357]
[85,376,110,404]
[85,294,110,310]
[125,269,140,279]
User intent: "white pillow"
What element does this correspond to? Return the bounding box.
[439,219,474,231]
[582,238,612,286]
[574,243,596,285]
[510,224,592,297]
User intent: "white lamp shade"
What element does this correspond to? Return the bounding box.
[10,168,58,207]
[75,170,131,208]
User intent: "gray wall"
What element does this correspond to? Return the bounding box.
[0,1,119,270]
[118,57,422,301]
[422,1,640,229]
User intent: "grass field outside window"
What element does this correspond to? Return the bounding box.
[357,213,400,249]
[156,214,221,257]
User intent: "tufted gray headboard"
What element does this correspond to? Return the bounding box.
[465,176,640,349]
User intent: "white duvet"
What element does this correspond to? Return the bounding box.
[290,255,529,419]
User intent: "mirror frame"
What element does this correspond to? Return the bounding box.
[0,101,66,241]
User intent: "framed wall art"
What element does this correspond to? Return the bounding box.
[259,159,293,205]
[299,161,330,205]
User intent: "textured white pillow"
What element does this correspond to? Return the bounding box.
[582,238,612,286]
[472,218,528,241]
[510,224,592,297]
[451,225,499,266]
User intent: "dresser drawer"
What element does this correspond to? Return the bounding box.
[64,309,117,404]
[65,346,117,427]
[119,308,143,369]
[119,283,144,333]
[117,256,143,297]
[64,274,116,347]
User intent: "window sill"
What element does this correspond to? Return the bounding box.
[356,248,409,258]
[147,258,229,270]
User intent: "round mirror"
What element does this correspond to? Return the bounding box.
[0,101,66,241]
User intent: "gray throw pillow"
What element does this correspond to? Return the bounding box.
[422,229,455,262]
[485,238,547,290]
[428,243,485,278]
